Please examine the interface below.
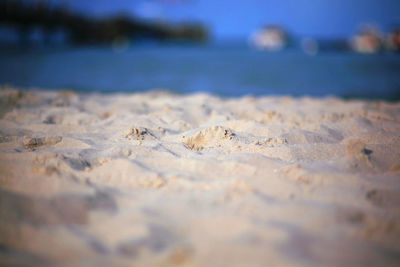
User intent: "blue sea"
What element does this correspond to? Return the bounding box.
[1,43,399,100]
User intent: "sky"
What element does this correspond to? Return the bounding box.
[56,0,400,39]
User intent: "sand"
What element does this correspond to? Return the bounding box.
[0,87,400,266]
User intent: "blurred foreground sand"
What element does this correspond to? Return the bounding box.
[1,88,400,266]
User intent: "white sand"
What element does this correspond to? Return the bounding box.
[0,87,400,266]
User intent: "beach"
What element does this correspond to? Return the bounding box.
[1,87,400,266]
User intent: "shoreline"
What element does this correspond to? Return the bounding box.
[2,84,400,102]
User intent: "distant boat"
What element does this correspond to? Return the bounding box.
[249,25,287,51]
[350,26,382,54]
[386,28,400,52]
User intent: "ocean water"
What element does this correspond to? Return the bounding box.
[0,44,399,100]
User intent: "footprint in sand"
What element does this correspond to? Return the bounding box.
[182,126,234,151]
